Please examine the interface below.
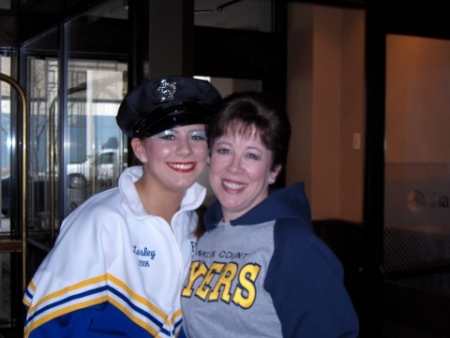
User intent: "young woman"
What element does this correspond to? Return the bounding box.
[23,76,221,338]
[181,91,359,337]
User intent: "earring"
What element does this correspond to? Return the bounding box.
[269,178,276,184]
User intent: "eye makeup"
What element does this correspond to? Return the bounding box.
[151,129,176,140]
[151,128,207,140]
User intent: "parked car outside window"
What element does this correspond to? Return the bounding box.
[67,148,122,189]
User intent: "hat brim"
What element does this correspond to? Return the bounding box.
[133,102,210,138]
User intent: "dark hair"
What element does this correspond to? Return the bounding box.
[207,91,291,170]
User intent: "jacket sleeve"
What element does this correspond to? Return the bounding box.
[22,212,110,338]
[264,219,359,338]
[22,203,126,338]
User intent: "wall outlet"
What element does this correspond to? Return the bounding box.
[352,133,361,150]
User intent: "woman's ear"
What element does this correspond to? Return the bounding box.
[269,164,282,185]
[131,138,147,163]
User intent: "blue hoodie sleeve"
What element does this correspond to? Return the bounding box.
[264,219,359,338]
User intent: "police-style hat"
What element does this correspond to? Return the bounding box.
[116,76,222,138]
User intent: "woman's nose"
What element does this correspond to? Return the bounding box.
[175,137,193,156]
[226,155,243,173]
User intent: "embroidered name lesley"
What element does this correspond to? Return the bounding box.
[133,245,156,260]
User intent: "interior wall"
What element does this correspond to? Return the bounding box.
[312,5,341,219]
[339,8,365,221]
[286,3,365,222]
[386,34,450,163]
[286,4,313,198]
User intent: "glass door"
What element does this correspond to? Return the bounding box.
[0,53,27,335]
[23,0,129,279]
[64,0,128,218]
[63,61,127,214]
[381,34,450,338]
[384,35,450,274]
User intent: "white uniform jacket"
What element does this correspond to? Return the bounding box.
[23,166,205,338]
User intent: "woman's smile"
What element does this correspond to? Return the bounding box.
[167,161,197,173]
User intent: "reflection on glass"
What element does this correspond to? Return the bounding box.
[27,57,59,234]
[194,0,272,32]
[64,0,128,216]
[65,63,127,213]
[26,56,127,240]
[0,0,11,10]
[0,55,12,230]
[384,34,450,274]
[0,54,20,330]
[0,69,11,301]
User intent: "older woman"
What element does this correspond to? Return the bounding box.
[181,91,359,337]
[23,77,221,338]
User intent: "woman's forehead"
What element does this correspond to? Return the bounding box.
[224,122,260,139]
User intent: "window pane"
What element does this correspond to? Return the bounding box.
[195,0,272,32]
[384,34,450,274]
[0,0,11,9]
[65,62,127,213]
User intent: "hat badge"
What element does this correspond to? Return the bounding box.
[155,79,177,102]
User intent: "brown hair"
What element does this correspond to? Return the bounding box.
[207,91,291,170]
